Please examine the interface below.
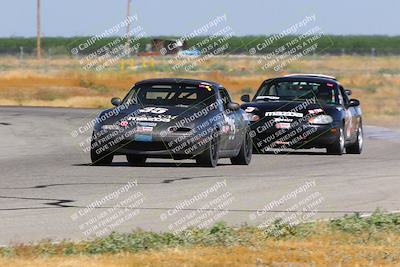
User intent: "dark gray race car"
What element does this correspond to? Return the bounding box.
[241,74,363,155]
[91,78,252,167]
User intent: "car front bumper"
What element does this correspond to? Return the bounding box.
[249,121,340,152]
[92,128,212,158]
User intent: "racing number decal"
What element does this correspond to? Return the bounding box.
[139,107,168,114]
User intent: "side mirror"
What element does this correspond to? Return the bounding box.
[241,94,250,102]
[345,89,352,96]
[348,99,360,107]
[227,102,240,111]
[111,97,121,106]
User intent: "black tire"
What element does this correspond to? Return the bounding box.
[91,148,113,165]
[90,133,114,165]
[126,155,147,166]
[196,134,219,168]
[346,124,363,154]
[326,126,345,155]
[230,129,252,165]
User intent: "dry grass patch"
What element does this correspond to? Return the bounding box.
[1,238,399,267]
[0,56,399,125]
[1,211,400,266]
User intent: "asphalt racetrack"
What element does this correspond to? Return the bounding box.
[0,106,399,245]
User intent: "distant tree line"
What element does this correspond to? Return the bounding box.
[0,35,399,56]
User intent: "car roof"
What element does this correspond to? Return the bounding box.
[283,73,337,80]
[135,78,223,89]
[264,74,340,85]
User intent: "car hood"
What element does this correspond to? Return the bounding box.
[96,104,214,127]
[241,100,339,117]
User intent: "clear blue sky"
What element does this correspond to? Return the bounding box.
[1,0,399,37]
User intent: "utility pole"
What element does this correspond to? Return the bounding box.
[125,0,132,57]
[36,0,41,59]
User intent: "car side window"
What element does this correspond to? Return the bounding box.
[219,88,232,110]
[339,86,348,106]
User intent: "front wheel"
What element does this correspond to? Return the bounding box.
[346,125,363,154]
[196,135,219,168]
[326,126,345,155]
[230,129,252,165]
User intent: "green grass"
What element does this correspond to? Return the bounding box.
[1,35,400,56]
[1,210,399,257]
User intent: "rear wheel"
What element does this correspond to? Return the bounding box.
[196,135,219,167]
[126,155,147,166]
[326,126,345,155]
[230,129,252,165]
[346,125,363,154]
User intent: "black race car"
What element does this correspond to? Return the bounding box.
[91,78,252,167]
[240,74,363,155]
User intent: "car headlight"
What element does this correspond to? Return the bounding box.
[308,115,333,124]
[243,113,260,122]
[101,124,121,130]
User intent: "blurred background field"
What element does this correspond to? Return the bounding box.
[0,54,399,126]
[2,36,400,55]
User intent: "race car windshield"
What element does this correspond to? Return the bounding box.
[255,81,339,104]
[123,84,216,107]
